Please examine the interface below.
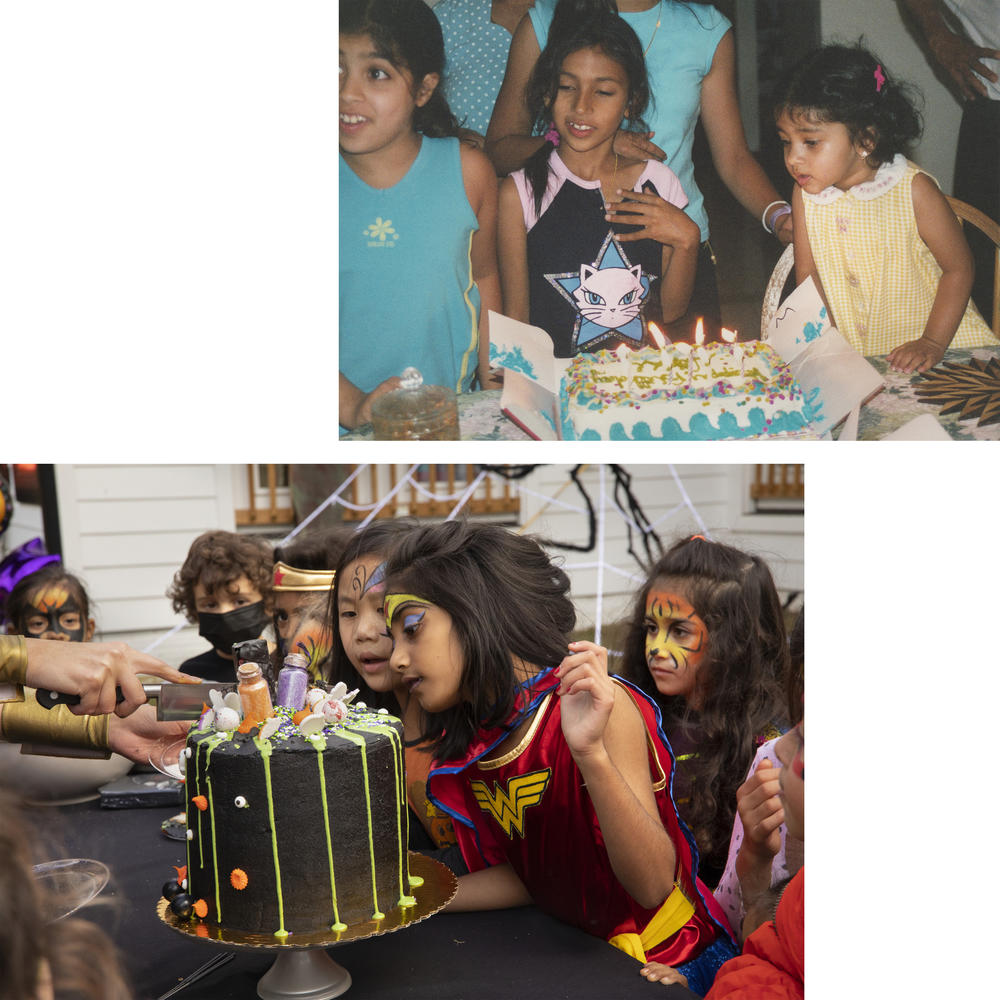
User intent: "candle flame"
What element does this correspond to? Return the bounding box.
[721,327,738,343]
[647,322,669,349]
[614,343,631,362]
[694,318,705,345]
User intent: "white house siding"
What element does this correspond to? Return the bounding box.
[521,465,803,638]
[53,465,237,665]
[46,464,802,667]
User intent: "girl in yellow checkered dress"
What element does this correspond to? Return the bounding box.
[774,44,997,374]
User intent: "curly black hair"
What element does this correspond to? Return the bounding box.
[773,42,922,168]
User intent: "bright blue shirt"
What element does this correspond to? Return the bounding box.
[339,137,481,398]
[529,0,730,241]
[436,0,514,136]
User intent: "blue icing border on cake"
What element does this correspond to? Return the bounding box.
[592,406,812,441]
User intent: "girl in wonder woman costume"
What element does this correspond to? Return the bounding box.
[381,520,736,994]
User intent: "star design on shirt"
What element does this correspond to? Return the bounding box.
[545,232,650,353]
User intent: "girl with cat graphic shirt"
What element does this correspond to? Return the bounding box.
[497,9,700,356]
[339,0,502,430]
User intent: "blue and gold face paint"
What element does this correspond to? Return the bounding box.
[382,593,433,632]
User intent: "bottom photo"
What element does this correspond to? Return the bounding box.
[1,463,803,1000]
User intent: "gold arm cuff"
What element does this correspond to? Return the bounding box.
[0,634,29,688]
[1,690,111,752]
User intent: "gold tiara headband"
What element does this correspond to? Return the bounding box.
[382,593,432,630]
[273,561,336,592]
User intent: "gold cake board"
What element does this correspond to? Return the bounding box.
[156,852,457,999]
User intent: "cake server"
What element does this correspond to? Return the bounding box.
[35,682,237,721]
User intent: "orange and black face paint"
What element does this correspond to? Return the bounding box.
[644,590,708,672]
[19,583,86,641]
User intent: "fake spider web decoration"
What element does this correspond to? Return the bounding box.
[913,356,1000,427]
[145,465,711,652]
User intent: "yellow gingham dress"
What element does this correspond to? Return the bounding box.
[801,155,997,356]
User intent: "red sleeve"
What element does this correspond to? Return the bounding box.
[705,869,804,1000]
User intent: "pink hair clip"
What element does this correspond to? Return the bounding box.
[544,124,560,147]
[874,64,886,92]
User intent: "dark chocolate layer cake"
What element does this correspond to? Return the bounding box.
[184,705,413,938]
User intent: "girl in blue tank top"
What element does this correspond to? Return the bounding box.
[339,0,502,431]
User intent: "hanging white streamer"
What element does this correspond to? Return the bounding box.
[446,471,488,521]
[669,465,712,539]
[142,464,716,656]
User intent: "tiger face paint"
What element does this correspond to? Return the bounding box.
[19,584,90,642]
[643,587,708,704]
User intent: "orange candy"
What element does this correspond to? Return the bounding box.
[292,709,312,725]
[191,795,208,812]
[193,899,208,918]
[230,868,249,891]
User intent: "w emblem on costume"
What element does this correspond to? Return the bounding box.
[470,770,551,838]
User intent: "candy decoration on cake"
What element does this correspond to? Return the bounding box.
[166,680,416,940]
[914,356,1000,427]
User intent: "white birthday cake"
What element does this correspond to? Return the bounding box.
[561,340,816,440]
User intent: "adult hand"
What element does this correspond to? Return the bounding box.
[925,24,999,101]
[24,638,200,719]
[605,190,701,251]
[612,129,666,163]
[108,706,192,763]
[736,758,784,860]
[886,336,946,373]
[555,641,614,758]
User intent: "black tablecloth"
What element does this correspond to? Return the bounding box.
[39,798,699,1000]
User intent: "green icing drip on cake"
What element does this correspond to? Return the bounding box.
[335,728,384,920]
[254,736,288,939]
[314,735,348,932]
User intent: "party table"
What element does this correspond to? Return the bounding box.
[43,797,699,999]
[844,346,1000,441]
[344,346,999,441]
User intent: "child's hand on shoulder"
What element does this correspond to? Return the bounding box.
[886,337,947,374]
[606,190,700,252]
[639,962,688,988]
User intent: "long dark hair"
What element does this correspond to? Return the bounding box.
[326,519,417,711]
[340,0,460,138]
[382,521,576,760]
[524,5,652,214]
[619,535,787,870]
[774,42,922,167]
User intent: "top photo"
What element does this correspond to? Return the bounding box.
[339,0,999,441]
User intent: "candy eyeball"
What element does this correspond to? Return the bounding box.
[183,747,193,759]
[186,829,194,841]
[234,796,249,809]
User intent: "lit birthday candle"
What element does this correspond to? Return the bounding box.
[648,322,670,350]
[614,343,634,394]
[694,317,705,345]
[720,327,738,343]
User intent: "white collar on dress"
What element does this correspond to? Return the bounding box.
[802,153,908,204]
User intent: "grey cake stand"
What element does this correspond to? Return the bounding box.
[157,853,457,999]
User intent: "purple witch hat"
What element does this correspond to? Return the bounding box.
[0,538,61,626]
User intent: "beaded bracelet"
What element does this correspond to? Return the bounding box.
[761,200,792,234]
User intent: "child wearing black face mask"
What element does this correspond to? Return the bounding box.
[167,531,274,682]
